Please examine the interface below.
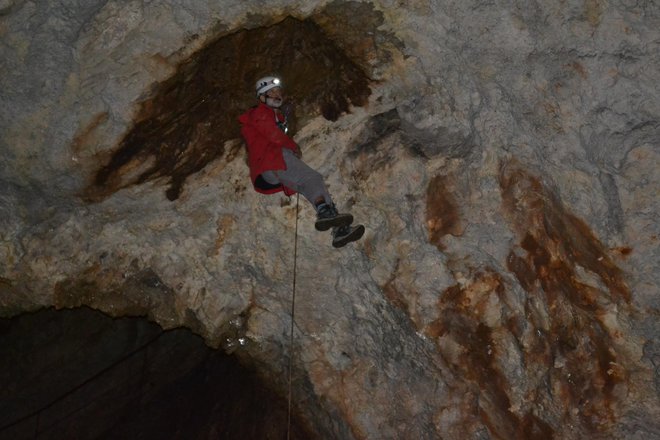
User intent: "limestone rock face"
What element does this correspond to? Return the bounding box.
[1,1,658,439]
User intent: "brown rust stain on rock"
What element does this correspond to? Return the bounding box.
[421,160,634,438]
[500,165,630,303]
[506,251,536,292]
[212,214,237,255]
[519,412,555,439]
[500,163,630,434]
[382,266,409,314]
[584,0,603,28]
[567,61,589,79]
[86,16,372,202]
[313,0,402,74]
[611,246,633,258]
[382,266,424,328]
[426,271,538,439]
[426,175,462,249]
[71,112,109,157]
[306,353,369,440]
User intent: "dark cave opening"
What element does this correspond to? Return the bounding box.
[0,307,311,440]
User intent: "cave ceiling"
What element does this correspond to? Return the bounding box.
[1,0,658,439]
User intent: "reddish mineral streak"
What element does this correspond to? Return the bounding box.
[426,175,462,249]
[414,164,631,438]
[427,273,536,439]
[500,166,630,303]
[500,165,629,434]
[71,112,109,157]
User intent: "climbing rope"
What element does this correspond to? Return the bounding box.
[286,193,300,440]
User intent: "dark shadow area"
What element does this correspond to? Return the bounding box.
[0,307,313,440]
[88,16,371,202]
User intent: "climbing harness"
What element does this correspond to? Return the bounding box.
[276,110,288,133]
[286,193,300,440]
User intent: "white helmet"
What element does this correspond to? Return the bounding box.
[255,76,282,97]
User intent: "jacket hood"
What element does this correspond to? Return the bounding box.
[238,102,271,124]
[238,107,253,124]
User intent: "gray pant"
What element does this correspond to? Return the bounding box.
[262,149,334,207]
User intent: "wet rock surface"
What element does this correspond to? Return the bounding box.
[1,0,659,439]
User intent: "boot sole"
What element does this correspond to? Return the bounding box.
[315,213,353,231]
[332,225,365,248]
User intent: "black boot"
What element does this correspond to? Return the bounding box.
[332,224,365,248]
[315,203,353,231]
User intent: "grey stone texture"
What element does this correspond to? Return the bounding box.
[1,0,658,438]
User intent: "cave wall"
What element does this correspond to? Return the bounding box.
[1,0,658,439]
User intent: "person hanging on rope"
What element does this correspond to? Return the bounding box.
[239,75,364,248]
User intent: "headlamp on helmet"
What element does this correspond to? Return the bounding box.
[255,76,281,97]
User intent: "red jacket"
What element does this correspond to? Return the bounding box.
[238,103,297,195]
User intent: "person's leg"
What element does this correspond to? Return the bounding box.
[263,149,334,207]
[262,150,353,231]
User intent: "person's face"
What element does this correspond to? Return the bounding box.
[263,87,283,108]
